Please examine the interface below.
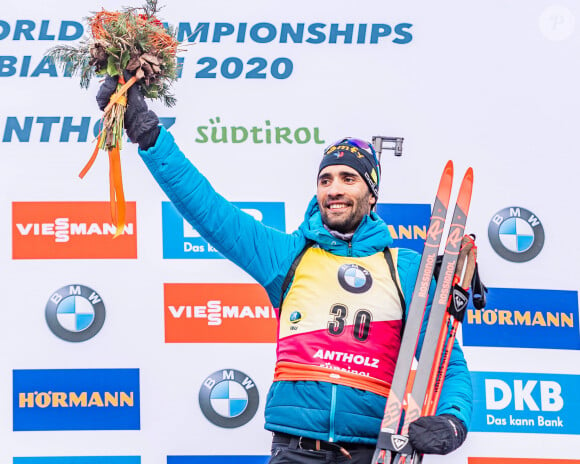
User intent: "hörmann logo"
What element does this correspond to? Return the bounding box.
[376,203,430,253]
[164,283,277,343]
[471,371,580,435]
[13,369,140,431]
[12,202,137,259]
[463,288,580,350]
[162,201,285,259]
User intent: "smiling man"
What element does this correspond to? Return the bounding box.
[96,78,473,464]
[317,139,380,236]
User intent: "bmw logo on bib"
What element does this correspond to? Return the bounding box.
[338,264,372,293]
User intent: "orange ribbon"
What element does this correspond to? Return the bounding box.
[107,144,126,238]
[103,75,137,114]
[79,74,137,238]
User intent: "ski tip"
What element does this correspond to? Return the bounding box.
[457,167,474,213]
[437,160,454,204]
[443,160,454,176]
[465,166,474,181]
[463,167,474,189]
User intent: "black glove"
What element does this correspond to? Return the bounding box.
[408,414,467,455]
[96,73,160,150]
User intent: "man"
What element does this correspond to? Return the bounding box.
[97,78,472,463]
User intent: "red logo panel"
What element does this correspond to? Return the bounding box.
[469,459,580,464]
[164,283,278,343]
[12,202,137,259]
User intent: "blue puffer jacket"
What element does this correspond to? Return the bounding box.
[138,127,473,444]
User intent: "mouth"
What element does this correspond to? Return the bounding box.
[326,202,351,211]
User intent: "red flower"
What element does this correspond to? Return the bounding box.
[139,14,164,29]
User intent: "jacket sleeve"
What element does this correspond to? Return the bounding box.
[396,248,473,430]
[137,127,303,299]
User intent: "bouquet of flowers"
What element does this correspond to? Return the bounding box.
[46,0,181,237]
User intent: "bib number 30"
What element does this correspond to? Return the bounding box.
[327,304,372,342]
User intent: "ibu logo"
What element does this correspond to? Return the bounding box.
[471,371,580,434]
[289,311,302,323]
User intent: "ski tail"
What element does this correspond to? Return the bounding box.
[372,161,454,464]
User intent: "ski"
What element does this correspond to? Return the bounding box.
[422,235,477,418]
[371,160,454,464]
[392,167,474,464]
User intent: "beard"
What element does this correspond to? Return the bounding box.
[318,193,373,235]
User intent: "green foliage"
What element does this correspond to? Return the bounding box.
[44,0,181,107]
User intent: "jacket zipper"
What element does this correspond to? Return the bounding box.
[329,240,350,442]
[329,383,337,442]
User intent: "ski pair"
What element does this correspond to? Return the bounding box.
[372,161,474,464]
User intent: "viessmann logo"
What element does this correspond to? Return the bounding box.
[12,202,137,259]
[164,283,277,343]
[13,368,140,431]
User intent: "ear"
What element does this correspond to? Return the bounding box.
[369,195,377,207]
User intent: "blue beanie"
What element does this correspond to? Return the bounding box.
[319,137,381,198]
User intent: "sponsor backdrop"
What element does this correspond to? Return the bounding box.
[1,0,579,463]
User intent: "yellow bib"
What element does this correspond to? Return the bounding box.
[275,246,404,396]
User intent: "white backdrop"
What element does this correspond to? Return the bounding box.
[1,1,579,463]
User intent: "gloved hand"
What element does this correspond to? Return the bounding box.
[408,414,467,455]
[96,72,160,150]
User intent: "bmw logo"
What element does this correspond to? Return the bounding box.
[45,284,106,342]
[338,264,373,293]
[488,206,545,262]
[199,369,259,428]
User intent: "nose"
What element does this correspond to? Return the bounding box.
[326,178,345,197]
